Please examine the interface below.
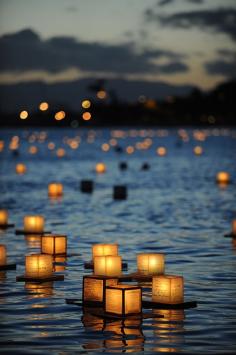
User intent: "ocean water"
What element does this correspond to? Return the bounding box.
[0,127,236,354]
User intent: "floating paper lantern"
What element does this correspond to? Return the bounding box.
[16,163,27,174]
[0,245,7,266]
[113,185,127,200]
[137,253,165,275]
[25,254,53,278]
[216,171,230,184]
[105,284,142,315]
[156,147,167,156]
[94,255,122,276]
[83,275,118,303]
[80,180,93,193]
[24,215,44,233]
[92,243,118,260]
[41,235,67,255]
[194,146,203,155]
[152,275,184,304]
[0,210,8,226]
[48,183,63,198]
[95,163,106,173]
[231,220,236,235]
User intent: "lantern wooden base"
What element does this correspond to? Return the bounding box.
[0,223,15,229]
[224,233,236,239]
[0,263,16,270]
[15,230,51,235]
[16,274,64,282]
[142,300,197,309]
[118,273,154,282]
[84,261,128,270]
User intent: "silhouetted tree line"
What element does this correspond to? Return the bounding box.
[1,79,235,127]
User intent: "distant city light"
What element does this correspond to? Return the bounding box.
[19,110,28,120]
[97,90,107,99]
[54,111,66,121]
[82,112,91,121]
[39,102,49,111]
[82,100,91,109]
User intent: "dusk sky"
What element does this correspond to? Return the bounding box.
[0,0,235,91]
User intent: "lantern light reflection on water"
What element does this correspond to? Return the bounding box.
[152,275,184,304]
[105,284,142,316]
[94,255,122,276]
[24,215,45,233]
[137,253,165,275]
[231,220,236,235]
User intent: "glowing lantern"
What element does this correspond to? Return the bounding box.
[82,112,91,121]
[95,162,106,173]
[92,244,118,260]
[105,284,142,315]
[25,254,53,278]
[41,235,67,255]
[81,99,91,109]
[0,210,8,226]
[0,245,7,265]
[24,215,44,233]
[83,275,118,303]
[16,163,27,174]
[137,253,165,275]
[152,275,184,304]
[97,90,107,99]
[194,146,203,155]
[48,183,63,198]
[19,110,28,120]
[216,172,230,184]
[156,147,167,156]
[39,102,49,111]
[232,220,236,235]
[94,255,122,276]
[54,111,66,121]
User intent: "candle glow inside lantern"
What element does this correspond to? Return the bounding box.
[92,243,118,260]
[16,163,27,174]
[152,275,184,304]
[24,215,44,233]
[25,254,53,278]
[0,244,7,265]
[94,255,122,276]
[83,275,118,303]
[48,183,63,198]
[105,284,142,315]
[41,235,67,255]
[137,253,165,275]
[0,210,8,226]
[216,171,230,184]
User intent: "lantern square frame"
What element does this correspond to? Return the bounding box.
[41,235,67,255]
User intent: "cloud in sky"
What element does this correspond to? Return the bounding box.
[158,0,204,6]
[205,49,236,78]
[145,7,236,42]
[0,29,189,76]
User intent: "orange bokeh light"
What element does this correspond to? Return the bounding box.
[82,112,91,121]
[20,110,28,120]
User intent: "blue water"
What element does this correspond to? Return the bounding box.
[0,127,236,354]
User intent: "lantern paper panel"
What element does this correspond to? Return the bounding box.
[41,235,67,255]
[152,275,184,304]
[83,276,118,303]
[0,244,7,266]
[137,253,165,275]
[94,255,122,276]
[92,244,118,259]
[25,254,53,278]
[105,285,142,315]
[0,210,8,225]
[24,216,45,233]
[16,163,27,174]
[48,183,63,197]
